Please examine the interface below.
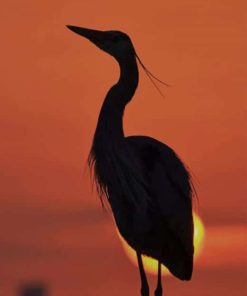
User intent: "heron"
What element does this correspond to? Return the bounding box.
[67,26,194,296]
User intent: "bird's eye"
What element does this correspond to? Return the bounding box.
[112,35,120,43]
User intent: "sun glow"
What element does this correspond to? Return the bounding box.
[117,212,205,276]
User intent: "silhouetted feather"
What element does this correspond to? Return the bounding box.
[135,52,171,98]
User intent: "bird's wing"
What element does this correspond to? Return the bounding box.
[126,135,194,256]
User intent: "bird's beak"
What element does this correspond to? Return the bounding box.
[66,25,105,47]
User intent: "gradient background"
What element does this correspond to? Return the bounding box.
[0,1,246,295]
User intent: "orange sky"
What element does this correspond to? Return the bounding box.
[0,0,246,295]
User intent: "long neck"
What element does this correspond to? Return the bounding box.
[94,55,139,143]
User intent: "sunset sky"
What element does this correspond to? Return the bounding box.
[0,0,246,295]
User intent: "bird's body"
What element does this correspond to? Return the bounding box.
[114,135,193,280]
[67,26,194,295]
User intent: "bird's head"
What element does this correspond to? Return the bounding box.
[67,26,135,61]
[67,25,170,95]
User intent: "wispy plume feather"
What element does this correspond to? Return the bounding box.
[135,52,171,98]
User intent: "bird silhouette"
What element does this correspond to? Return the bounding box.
[67,26,194,296]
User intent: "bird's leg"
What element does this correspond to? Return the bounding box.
[136,252,149,296]
[154,261,163,296]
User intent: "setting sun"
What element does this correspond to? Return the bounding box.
[117,212,205,276]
